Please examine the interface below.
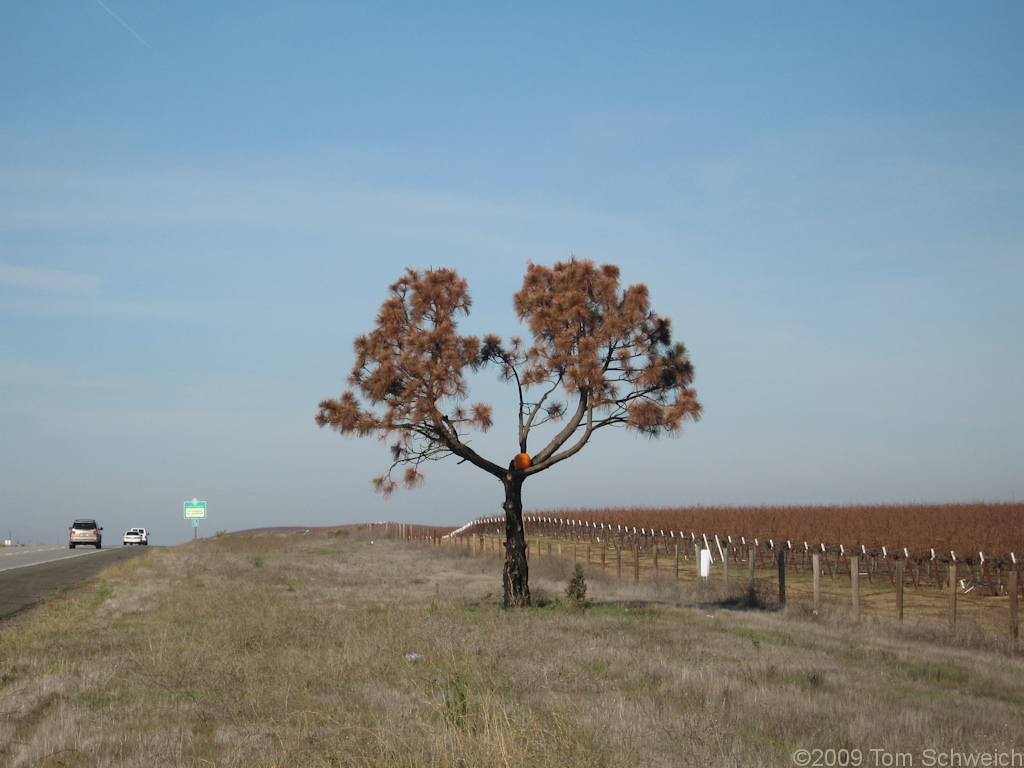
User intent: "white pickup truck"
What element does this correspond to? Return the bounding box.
[129,527,149,545]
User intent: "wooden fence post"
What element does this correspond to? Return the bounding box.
[723,546,729,588]
[896,559,904,622]
[812,552,821,614]
[949,562,957,626]
[674,542,679,579]
[634,542,640,583]
[777,549,786,607]
[1010,570,1019,643]
[851,555,860,620]
[617,545,622,580]
[749,546,756,590]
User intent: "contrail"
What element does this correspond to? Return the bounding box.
[93,0,150,47]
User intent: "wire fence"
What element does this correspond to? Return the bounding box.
[367,516,1022,640]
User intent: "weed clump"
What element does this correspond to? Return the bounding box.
[441,673,469,729]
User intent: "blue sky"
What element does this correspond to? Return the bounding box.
[2,2,1021,545]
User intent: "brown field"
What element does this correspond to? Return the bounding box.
[1,529,1022,767]
[528,502,1024,560]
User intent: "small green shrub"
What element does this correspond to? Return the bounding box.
[564,563,589,608]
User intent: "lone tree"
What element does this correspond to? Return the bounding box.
[316,258,702,607]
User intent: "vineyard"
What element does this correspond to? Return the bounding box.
[413,502,1024,608]
[364,504,1024,636]
[518,502,1024,564]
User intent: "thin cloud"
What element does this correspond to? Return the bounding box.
[92,0,150,48]
[0,261,103,295]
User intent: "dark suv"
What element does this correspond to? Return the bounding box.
[69,519,103,549]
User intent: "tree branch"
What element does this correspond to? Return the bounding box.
[520,375,562,450]
[531,389,589,465]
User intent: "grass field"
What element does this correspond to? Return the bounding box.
[1,530,1022,767]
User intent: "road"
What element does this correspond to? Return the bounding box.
[0,544,151,620]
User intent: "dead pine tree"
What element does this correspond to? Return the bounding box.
[316,259,702,607]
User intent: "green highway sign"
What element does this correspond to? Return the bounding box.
[184,499,207,519]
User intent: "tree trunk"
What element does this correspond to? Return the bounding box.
[501,472,531,607]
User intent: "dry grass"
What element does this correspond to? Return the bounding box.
[0,530,1022,767]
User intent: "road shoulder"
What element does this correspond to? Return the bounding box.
[0,547,152,621]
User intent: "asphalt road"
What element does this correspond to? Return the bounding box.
[0,545,152,621]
